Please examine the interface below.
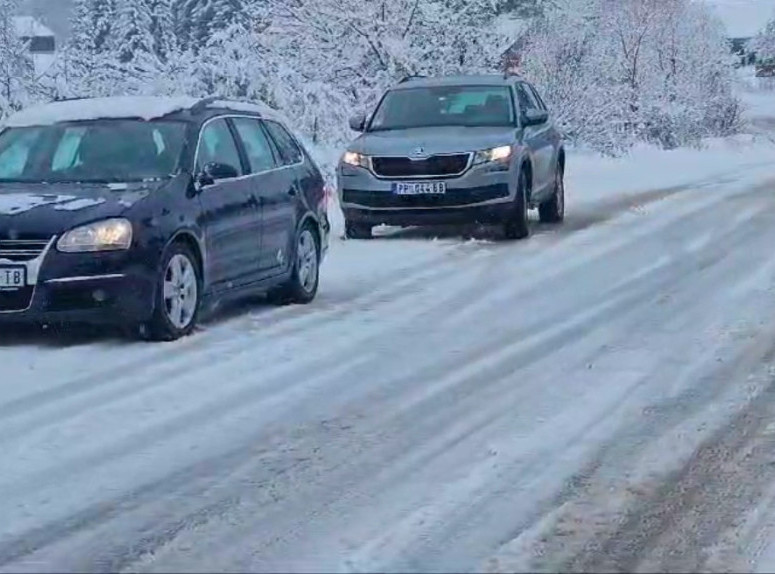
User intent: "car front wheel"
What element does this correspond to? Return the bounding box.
[503,168,530,240]
[539,162,565,223]
[345,220,373,240]
[140,242,202,341]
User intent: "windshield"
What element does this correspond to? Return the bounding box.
[0,119,187,183]
[369,85,515,131]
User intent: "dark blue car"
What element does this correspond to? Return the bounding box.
[0,96,330,340]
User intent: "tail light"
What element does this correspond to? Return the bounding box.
[320,183,334,213]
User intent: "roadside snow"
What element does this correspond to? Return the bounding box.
[3,96,200,128]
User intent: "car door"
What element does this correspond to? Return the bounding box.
[515,82,555,199]
[259,120,302,274]
[229,116,290,276]
[194,117,262,290]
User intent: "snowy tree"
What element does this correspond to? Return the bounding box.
[115,0,155,63]
[0,0,36,119]
[520,0,739,152]
[752,15,775,63]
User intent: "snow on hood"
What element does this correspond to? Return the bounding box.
[3,96,200,128]
[0,193,79,215]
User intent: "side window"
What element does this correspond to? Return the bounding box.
[263,120,303,166]
[515,83,539,115]
[196,118,244,175]
[527,84,548,111]
[0,128,41,178]
[232,117,277,173]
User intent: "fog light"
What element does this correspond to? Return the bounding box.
[92,289,108,303]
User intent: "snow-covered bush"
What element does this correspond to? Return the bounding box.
[520,0,741,152]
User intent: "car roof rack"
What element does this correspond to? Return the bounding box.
[398,74,427,84]
[189,95,223,114]
[51,95,90,102]
[190,96,269,117]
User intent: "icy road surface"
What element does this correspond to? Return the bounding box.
[3,147,775,572]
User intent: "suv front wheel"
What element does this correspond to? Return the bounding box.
[539,162,565,223]
[503,169,530,240]
[345,220,373,240]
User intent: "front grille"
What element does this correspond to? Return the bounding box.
[343,184,510,208]
[371,154,471,178]
[0,286,33,311]
[0,239,50,262]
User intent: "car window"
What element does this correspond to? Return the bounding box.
[263,121,303,166]
[527,84,548,111]
[232,117,277,173]
[0,127,41,178]
[515,83,539,115]
[196,118,244,176]
[369,85,515,130]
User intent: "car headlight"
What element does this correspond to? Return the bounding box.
[57,218,133,253]
[474,145,513,165]
[341,151,370,169]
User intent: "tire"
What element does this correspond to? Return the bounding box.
[539,162,565,224]
[345,220,373,240]
[271,222,321,305]
[140,242,202,342]
[503,168,530,240]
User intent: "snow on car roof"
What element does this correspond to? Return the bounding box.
[3,96,201,128]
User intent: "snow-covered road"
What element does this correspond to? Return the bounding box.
[4,130,775,570]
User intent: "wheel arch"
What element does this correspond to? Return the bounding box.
[166,229,207,287]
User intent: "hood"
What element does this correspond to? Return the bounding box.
[0,180,164,239]
[349,126,519,157]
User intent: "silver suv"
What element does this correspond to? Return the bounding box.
[337,74,565,239]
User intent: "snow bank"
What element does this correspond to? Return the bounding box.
[4,96,200,127]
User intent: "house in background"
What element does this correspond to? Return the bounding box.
[730,36,756,67]
[13,16,56,76]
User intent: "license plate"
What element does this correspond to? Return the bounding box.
[392,182,446,195]
[0,266,26,289]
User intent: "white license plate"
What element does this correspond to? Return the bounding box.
[0,266,26,289]
[393,182,446,195]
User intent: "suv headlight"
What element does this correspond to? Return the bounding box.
[473,145,513,165]
[57,218,133,253]
[341,151,370,169]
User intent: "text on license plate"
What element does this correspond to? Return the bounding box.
[392,182,446,195]
[0,266,26,289]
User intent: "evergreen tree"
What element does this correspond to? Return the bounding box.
[115,0,155,62]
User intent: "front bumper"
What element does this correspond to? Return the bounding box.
[0,239,156,325]
[338,160,516,227]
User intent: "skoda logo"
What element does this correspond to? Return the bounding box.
[411,147,427,158]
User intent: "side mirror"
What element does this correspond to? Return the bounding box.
[198,161,239,187]
[523,109,549,127]
[349,113,367,132]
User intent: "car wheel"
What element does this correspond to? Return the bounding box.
[539,162,565,223]
[140,242,202,342]
[271,222,321,305]
[345,220,373,240]
[503,168,530,240]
